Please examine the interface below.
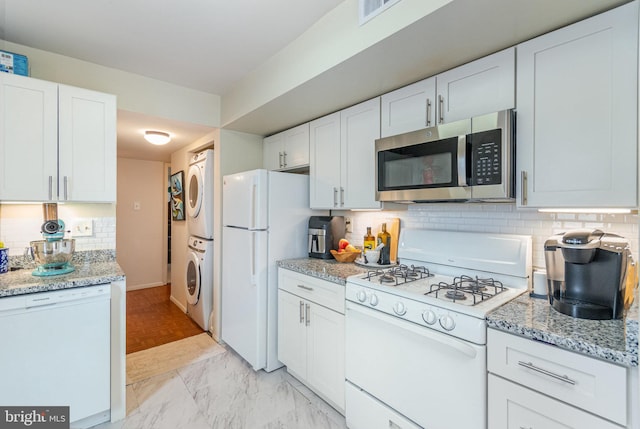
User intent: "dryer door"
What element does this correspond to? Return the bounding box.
[186,251,201,305]
[187,163,204,219]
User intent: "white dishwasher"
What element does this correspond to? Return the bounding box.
[0,284,111,427]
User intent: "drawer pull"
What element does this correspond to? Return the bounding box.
[297,284,314,291]
[518,361,576,385]
[299,300,304,323]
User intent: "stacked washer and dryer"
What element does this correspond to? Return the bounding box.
[185,149,214,331]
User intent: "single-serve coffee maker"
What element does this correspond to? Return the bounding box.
[544,229,632,320]
[308,216,345,259]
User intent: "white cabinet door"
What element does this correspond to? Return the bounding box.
[0,74,58,201]
[488,375,621,429]
[263,123,310,171]
[282,123,309,170]
[58,85,117,202]
[306,301,345,412]
[277,289,307,378]
[310,112,341,209]
[263,132,285,170]
[381,77,435,137]
[436,47,515,124]
[341,97,381,210]
[516,1,638,208]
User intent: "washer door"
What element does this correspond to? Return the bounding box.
[187,164,203,219]
[186,251,201,305]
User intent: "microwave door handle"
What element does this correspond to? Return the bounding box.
[457,135,468,187]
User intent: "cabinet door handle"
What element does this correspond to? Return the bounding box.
[438,95,445,124]
[520,171,528,206]
[517,361,576,385]
[48,176,53,200]
[299,300,304,323]
[340,187,344,206]
[64,176,69,200]
[333,187,338,207]
[305,303,310,326]
[279,152,283,168]
[283,151,287,168]
[426,99,432,127]
[297,284,313,291]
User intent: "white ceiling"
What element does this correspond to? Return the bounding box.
[0,0,344,161]
[0,0,631,161]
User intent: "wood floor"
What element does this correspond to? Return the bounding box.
[126,284,204,354]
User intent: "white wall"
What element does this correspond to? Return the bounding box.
[0,40,221,128]
[0,203,116,255]
[116,158,166,290]
[221,0,451,127]
[344,204,639,270]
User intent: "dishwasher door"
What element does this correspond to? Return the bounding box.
[0,284,111,425]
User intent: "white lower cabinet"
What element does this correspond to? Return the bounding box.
[488,375,621,429]
[488,328,634,429]
[277,269,345,413]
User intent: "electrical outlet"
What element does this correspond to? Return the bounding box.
[71,219,93,237]
[345,216,353,233]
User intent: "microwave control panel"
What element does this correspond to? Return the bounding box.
[470,130,502,186]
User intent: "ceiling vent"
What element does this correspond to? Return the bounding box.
[359,0,401,25]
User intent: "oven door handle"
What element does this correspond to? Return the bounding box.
[346,301,477,359]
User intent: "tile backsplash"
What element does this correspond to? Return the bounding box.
[346,204,638,269]
[0,204,116,255]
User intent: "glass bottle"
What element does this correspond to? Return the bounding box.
[363,227,376,253]
[377,223,391,265]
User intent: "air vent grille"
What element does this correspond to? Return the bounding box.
[359,0,401,25]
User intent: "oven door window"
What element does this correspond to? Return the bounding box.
[377,137,458,191]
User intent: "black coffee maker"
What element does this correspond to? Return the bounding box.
[308,216,345,259]
[544,229,631,320]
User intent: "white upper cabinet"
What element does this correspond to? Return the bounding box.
[380,48,515,137]
[436,47,515,124]
[310,98,381,210]
[58,85,117,202]
[0,74,116,202]
[516,1,638,208]
[381,77,435,137]
[263,123,309,171]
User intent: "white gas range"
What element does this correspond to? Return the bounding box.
[344,228,532,429]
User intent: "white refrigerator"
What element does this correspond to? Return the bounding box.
[221,169,315,372]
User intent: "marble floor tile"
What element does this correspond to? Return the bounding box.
[126,333,226,384]
[95,335,346,429]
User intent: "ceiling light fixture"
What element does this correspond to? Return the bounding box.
[144,130,171,145]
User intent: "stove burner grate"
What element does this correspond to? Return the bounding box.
[364,264,433,286]
[426,275,505,305]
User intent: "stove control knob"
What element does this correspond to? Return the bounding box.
[421,309,437,325]
[439,315,455,331]
[369,294,379,307]
[393,302,407,316]
[356,290,367,303]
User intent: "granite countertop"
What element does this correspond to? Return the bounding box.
[487,292,639,367]
[0,250,125,298]
[277,257,370,285]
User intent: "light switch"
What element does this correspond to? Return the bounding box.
[133,201,141,211]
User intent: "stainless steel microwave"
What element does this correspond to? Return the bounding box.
[375,109,515,203]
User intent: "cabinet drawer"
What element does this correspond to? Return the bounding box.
[278,269,345,314]
[346,382,420,429]
[488,329,627,426]
[489,375,622,429]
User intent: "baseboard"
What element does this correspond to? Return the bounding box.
[170,294,187,313]
[126,282,165,291]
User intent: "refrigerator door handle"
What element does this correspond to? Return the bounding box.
[250,182,257,230]
[250,231,257,284]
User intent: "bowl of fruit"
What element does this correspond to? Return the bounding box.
[330,239,361,263]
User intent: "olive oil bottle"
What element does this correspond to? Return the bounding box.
[363,227,376,253]
[377,223,391,265]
